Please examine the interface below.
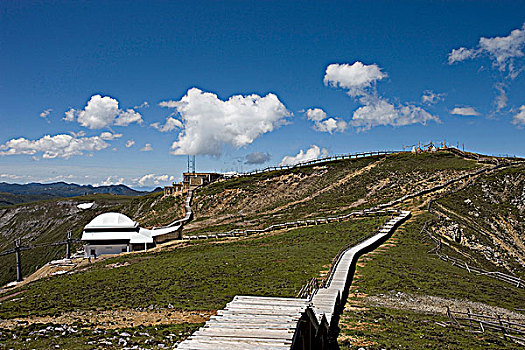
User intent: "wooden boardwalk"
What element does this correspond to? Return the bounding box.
[176,210,411,349]
[310,211,411,326]
[176,296,310,349]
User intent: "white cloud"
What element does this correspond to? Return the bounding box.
[64,108,76,122]
[159,100,177,108]
[324,62,439,130]
[450,107,481,116]
[279,145,328,166]
[161,88,290,156]
[69,131,86,137]
[0,173,26,180]
[97,176,125,186]
[245,152,271,165]
[99,132,123,140]
[134,101,150,109]
[421,90,445,105]
[151,117,183,132]
[64,95,143,129]
[305,108,347,133]
[140,143,153,152]
[125,140,135,148]
[0,133,111,159]
[39,109,52,118]
[512,105,525,126]
[324,62,387,97]
[494,84,508,111]
[114,109,142,126]
[448,47,479,64]
[351,96,439,130]
[448,23,525,78]
[136,174,171,187]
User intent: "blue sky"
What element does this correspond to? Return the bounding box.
[1,1,524,189]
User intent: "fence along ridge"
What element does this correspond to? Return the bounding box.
[233,150,397,177]
[421,221,523,289]
[443,307,525,344]
[182,161,512,241]
[2,148,519,282]
[0,147,514,256]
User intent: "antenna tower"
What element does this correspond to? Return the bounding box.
[187,155,196,174]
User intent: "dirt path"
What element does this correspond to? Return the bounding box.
[266,158,384,215]
[0,309,214,330]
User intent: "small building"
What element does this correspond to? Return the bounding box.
[81,212,181,257]
[182,172,222,191]
[164,172,222,197]
[164,182,183,196]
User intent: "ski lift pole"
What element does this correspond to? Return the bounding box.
[66,230,72,259]
[15,239,22,282]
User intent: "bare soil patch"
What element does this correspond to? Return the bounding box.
[0,309,214,330]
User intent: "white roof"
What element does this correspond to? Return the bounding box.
[77,202,94,210]
[82,212,180,244]
[84,212,138,229]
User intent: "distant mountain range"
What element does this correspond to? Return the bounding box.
[0,182,149,207]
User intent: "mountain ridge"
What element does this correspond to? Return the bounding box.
[0,182,149,207]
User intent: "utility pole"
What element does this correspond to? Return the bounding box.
[14,239,22,282]
[66,230,72,259]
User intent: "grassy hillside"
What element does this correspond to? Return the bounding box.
[0,150,523,349]
[433,164,525,277]
[186,151,482,234]
[0,192,185,286]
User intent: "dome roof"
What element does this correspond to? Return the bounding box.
[84,212,138,229]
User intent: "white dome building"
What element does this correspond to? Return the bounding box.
[81,212,181,258]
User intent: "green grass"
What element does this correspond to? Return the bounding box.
[0,192,186,286]
[434,164,525,278]
[354,213,524,310]
[189,151,482,234]
[0,216,386,318]
[337,212,524,348]
[338,307,517,349]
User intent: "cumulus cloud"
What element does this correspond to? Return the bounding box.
[245,152,271,165]
[324,62,439,130]
[161,88,290,156]
[0,133,111,159]
[305,108,347,133]
[450,107,481,116]
[64,95,143,129]
[134,101,150,109]
[99,132,123,140]
[512,105,525,126]
[136,174,172,187]
[448,47,480,64]
[159,100,177,108]
[140,143,153,152]
[351,96,438,130]
[98,176,125,186]
[151,117,183,132]
[421,90,445,105]
[39,109,52,118]
[279,145,328,166]
[448,23,525,78]
[125,140,135,148]
[324,62,387,97]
